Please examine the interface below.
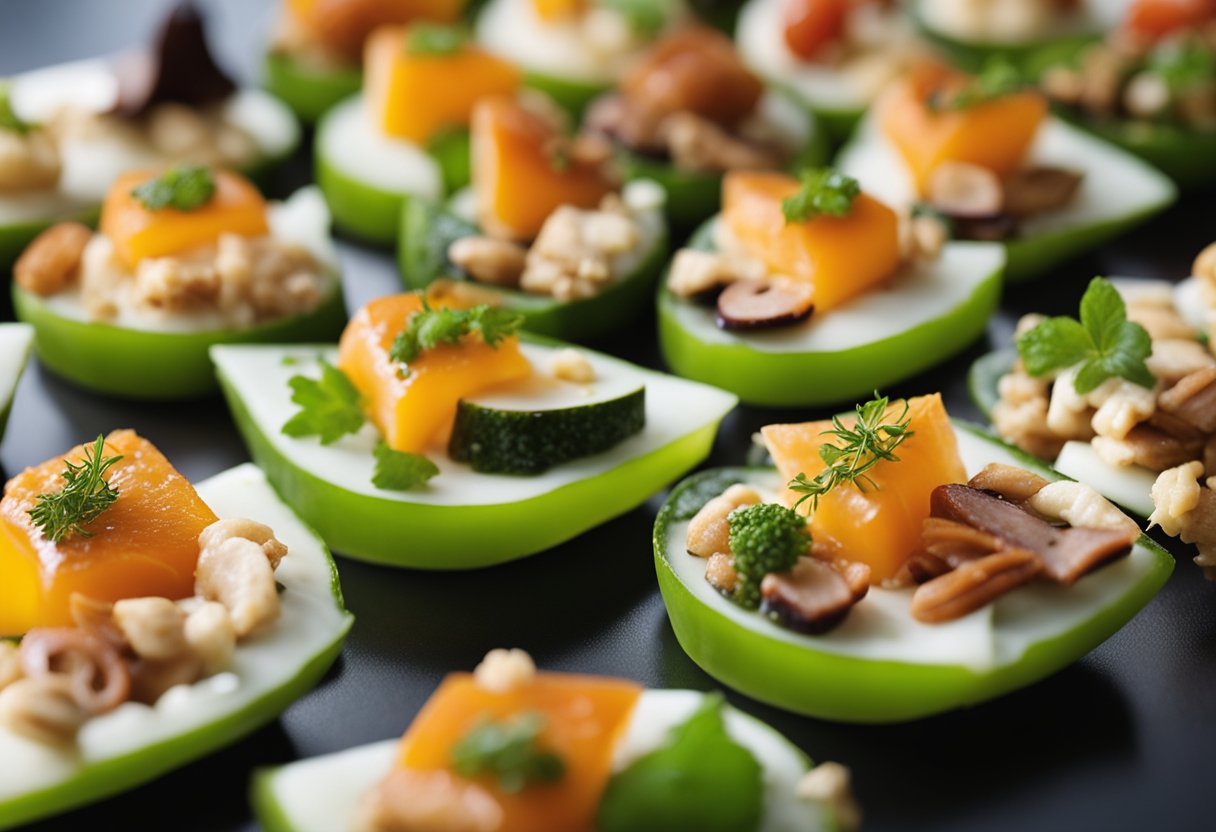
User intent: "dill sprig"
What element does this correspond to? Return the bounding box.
[28,435,122,543]
[788,394,914,514]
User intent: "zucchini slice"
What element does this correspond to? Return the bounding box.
[658,221,1005,407]
[654,422,1174,723]
[211,339,737,568]
[0,464,353,831]
[837,114,1178,283]
[252,689,843,832]
[0,323,34,442]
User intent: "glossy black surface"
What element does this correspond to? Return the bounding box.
[2,2,1214,830]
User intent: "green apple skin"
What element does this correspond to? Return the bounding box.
[315,146,408,246]
[263,51,363,123]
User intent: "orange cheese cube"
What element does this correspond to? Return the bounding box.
[722,171,901,313]
[762,393,967,582]
[472,96,615,241]
[100,168,269,267]
[337,293,532,453]
[365,25,521,143]
[878,65,1048,193]
[0,430,218,635]
[398,672,642,832]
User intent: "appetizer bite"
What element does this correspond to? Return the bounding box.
[12,166,343,400]
[212,292,736,567]
[736,0,926,137]
[398,95,669,340]
[578,24,824,227]
[253,649,859,832]
[837,61,1177,282]
[0,324,33,443]
[657,166,1004,406]
[474,0,690,114]
[1035,0,1216,185]
[0,3,299,271]
[265,0,468,122]
[0,432,352,829]
[317,21,522,242]
[654,392,1173,722]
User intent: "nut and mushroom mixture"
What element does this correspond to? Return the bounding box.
[0,518,286,746]
[922,0,1086,43]
[0,120,62,194]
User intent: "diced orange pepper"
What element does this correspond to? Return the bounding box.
[531,0,587,21]
[472,96,616,241]
[100,169,269,268]
[782,0,850,62]
[1126,0,1216,40]
[287,0,466,59]
[398,672,642,832]
[365,25,521,143]
[337,293,532,453]
[762,393,967,583]
[877,64,1048,193]
[0,430,218,635]
[721,171,901,313]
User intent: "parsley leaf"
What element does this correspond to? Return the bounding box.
[372,442,439,491]
[389,303,524,372]
[28,435,122,543]
[130,165,217,212]
[451,711,566,794]
[599,0,679,36]
[0,81,34,135]
[281,360,366,444]
[405,23,468,56]
[781,168,861,224]
[1017,277,1155,394]
[929,58,1024,111]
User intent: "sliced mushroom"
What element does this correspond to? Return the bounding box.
[967,463,1051,503]
[911,549,1042,624]
[717,279,814,330]
[1002,167,1083,218]
[759,557,869,635]
[1096,423,1206,472]
[920,517,1002,564]
[1159,367,1216,434]
[926,162,1003,218]
[951,213,1019,242]
[898,551,953,585]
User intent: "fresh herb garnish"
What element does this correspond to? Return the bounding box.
[929,58,1024,111]
[788,393,914,513]
[130,164,217,212]
[0,81,34,135]
[389,303,524,372]
[781,168,860,224]
[1148,38,1216,93]
[281,360,366,444]
[1017,277,1155,394]
[28,435,122,543]
[372,442,439,491]
[599,0,678,36]
[451,711,566,793]
[405,22,468,56]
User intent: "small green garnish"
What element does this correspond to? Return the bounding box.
[788,393,915,513]
[1017,277,1155,394]
[372,442,439,491]
[281,360,366,444]
[28,435,122,543]
[727,503,810,610]
[599,0,679,36]
[1148,38,1216,93]
[929,58,1024,111]
[389,302,525,372]
[405,23,468,56]
[130,164,217,212]
[0,81,34,135]
[781,168,860,224]
[451,711,566,793]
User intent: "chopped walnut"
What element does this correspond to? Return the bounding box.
[199,518,288,569]
[665,248,767,299]
[660,111,784,173]
[184,601,236,677]
[1027,481,1141,538]
[685,485,762,558]
[0,676,88,746]
[992,369,1068,459]
[520,198,642,301]
[1048,368,1155,442]
[13,222,91,296]
[473,648,536,694]
[0,126,61,192]
[359,769,503,832]
[796,762,861,832]
[705,552,739,595]
[1149,461,1205,537]
[113,597,189,662]
[550,349,596,384]
[448,237,528,288]
[195,521,285,638]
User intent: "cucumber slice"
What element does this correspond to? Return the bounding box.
[449,378,646,474]
[211,339,737,568]
[0,464,353,831]
[252,689,842,832]
[397,189,669,341]
[837,114,1178,283]
[315,95,445,244]
[262,50,362,123]
[658,221,1004,407]
[0,323,34,442]
[654,422,1174,723]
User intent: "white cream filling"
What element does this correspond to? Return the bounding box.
[666,235,1003,353]
[0,464,350,803]
[262,690,830,832]
[211,341,738,505]
[0,324,34,418]
[917,0,1127,45]
[665,428,1159,671]
[317,95,443,199]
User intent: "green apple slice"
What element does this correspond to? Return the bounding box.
[658,221,1004,407]
[0,464,353,831]
[212,338,737,568]
[0,323,34,442]
[262,50,363,123]
[836,114,1177,283]
[654,421,1174,723]
[252,689,844,832]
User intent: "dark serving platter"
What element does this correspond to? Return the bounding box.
[2,1,1214,830]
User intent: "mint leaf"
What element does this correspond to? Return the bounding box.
[131,165,216,212]
[389,303,524,372]
[0,81,34,135]
[781,168,860,224]
[451,711,565,794]
[405,23,468,56]
[372,443,439,491]
[281,360,366,444]
[1017,317,1092,377]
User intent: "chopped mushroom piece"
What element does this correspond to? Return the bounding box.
[796,762,862,832]
[926,161,1003,218]
[1091,424,1205,471]
[447,236,528,288]
[665,248,767,299]
[920,517,1003,564]
[759,557,869,635]
[716,279,815,330]
[967,463,1051,502]
[1159,368,1216,434]
[1002,167,1083,218]
[911,549,1042,624]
